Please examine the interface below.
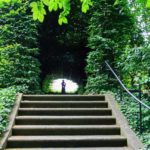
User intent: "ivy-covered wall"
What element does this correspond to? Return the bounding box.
[0,2,41,93]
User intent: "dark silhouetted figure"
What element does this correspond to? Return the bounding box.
[61,80,66,94]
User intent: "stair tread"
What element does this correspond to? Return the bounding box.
[6,147,132,150]
[19,108,111,110]
[8,135,126,141]
[24,99,105,101]
[23,95,105,98]
[21,101,107,103]
[13,125,120,129]
[16,116,115,119]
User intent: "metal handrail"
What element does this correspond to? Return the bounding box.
[105,61,150,110]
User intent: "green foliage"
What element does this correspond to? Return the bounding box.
[85,0,138,93]
[30,0,92,25]
[77,85,85,95]
[54,0,89,47]
[0,2,41,93]
[114,0,150,8]
[118,45,150,89]
[0,0,93,25]
[30,1,46,22]
[146,0,150,8]
[0,87,16,135]
[117,94,150,148]
[42,75,53,93]
[85,75,109,94]
[119,0,150,91]
[1,0,150,25]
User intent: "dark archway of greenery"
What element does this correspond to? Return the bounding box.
[38,10,90,88]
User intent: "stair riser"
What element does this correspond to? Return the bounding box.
[20,103,108,108]
[15,118,116,125]
[12,128,120,135]
[18,110,112,116]
[7,139,127,148]
[23,96,105,101]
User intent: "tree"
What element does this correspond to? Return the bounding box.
[85,0,141,93]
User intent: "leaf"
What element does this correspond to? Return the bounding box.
[33,12,38,20]
[42,0,49,6]
[48,1,54,12]
[0,1,4,7]
[30,2,37,8]
[146,0,150,8]
[58,18,63,25]
[53,2,58,11]
[30,1,46,22]
[38,13,44,22]
[58,2,63,9]
[82,4,89,13]
[114,0,119,6]
[81,0,92,13]
[62,17,68,24]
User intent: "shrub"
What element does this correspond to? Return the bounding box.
[0,87,17,135]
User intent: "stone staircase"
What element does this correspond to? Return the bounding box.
[3,95,143,149]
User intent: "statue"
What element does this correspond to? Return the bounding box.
[61,80,66,94]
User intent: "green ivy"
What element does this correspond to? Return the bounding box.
[85,0,139,93]
[0,87,17,135]
[0,2,41,93]
[117,94,150,148]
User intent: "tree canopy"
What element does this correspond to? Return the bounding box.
[0,0,92,25]
[0,0,150,25]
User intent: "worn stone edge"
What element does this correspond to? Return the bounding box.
[0,93,23,150]
[105,94,144,150]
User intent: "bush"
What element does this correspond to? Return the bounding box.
[42,75,53,94]
[0,87,17,135]
[116,94,150,148]
[0,2,41,93]
[85,0,139,93]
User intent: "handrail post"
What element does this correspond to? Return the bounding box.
[139,84,142,134]
[120,88,122,101]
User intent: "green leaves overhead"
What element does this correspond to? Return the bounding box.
[146,0,150,8]
[1,0,150,24]
[30,1,46,22]
[81,0,93,13]
[0,0,92,25]
[30,0,71,24]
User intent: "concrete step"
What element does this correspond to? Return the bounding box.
[23,95,105,101]
[7,135,127,148]
[20,101,108,108]
[15,116,116,125]
[18,108,112,116]
[6,148,132,150]
[12,125,120,135]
